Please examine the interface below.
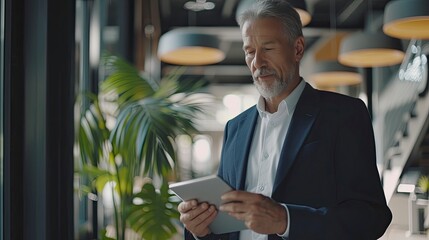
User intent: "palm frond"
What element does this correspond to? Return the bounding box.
[78,101,110,167]
[102,55,155,106]
[110,97,202,177]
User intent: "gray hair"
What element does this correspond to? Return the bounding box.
[236,0,303,44]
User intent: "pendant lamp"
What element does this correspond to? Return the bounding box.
[294,6,312,27]
[236,0,312,26]
[308,60,362,88]
[383,0,429,39]
[307,0,362,88]
[157,28,225,65]
[338,31,405,68]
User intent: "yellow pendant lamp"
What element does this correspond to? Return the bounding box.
[157,28,225,66]
[308,60,362,88]
[383,0,429,39]
[338,31,405,68]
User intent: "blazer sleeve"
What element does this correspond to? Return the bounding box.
[287,99,392,240]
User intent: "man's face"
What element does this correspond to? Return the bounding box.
[241,17,303,99]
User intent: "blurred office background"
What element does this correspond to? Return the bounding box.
[2,0,429,239]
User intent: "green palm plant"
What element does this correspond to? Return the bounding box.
[418,175,429,197]
[77,55,207,239]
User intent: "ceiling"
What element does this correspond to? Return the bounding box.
[159,0,391,30]
[156,0,394,84]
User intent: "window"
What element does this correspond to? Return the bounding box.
[74,0,131,238]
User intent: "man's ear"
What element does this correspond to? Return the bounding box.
[294,36,305,62]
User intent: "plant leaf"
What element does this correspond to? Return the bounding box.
[126,182,180,240]
[102,55,155,106]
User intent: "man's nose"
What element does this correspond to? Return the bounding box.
[253,51,266,69]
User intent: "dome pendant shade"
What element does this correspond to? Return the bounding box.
[338,32,405,67]
[383,0,429,39]
[295,8,312,27]
[157,29,225,65]
[308,61,362,87]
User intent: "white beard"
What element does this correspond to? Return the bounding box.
[253,67,294,100]
[254,77,287,99]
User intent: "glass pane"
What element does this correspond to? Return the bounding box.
[74,1,91,238]
[74,0,120,238]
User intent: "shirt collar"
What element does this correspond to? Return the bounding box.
[256,78,306,118]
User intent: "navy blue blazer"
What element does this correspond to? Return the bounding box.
[186,83,392,240]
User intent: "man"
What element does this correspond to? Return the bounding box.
[178,0,392,239]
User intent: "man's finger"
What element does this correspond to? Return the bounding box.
[219,201,247,213]
[189,208,216,237]
[221,190,264,203]
[180,202,210,222]
[178,200,198,213]
[184,205,217,237]
[228,211,246,220]
[221,190,248,201]
[194,206,217,229]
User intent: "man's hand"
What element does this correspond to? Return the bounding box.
[178,200,218,237]
[219,191,287,235]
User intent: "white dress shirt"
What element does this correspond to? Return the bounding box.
[239,79,306,240]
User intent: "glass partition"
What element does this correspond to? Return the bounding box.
[74,0,122,238]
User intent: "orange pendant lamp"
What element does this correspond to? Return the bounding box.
[338,31,405,68]
[383,0,429,39]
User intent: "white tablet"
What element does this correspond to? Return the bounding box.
[169,175,247,234]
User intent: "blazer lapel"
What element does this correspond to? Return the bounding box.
[273,84,320,192]
[234,107,259,190]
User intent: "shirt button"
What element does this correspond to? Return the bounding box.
[264,153,269,159]
[259,185,265,191]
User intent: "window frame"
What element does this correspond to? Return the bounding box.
[4,0,75,239]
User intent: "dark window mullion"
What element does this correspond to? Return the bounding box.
[4,0,25,239]
[4,0,75,239]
